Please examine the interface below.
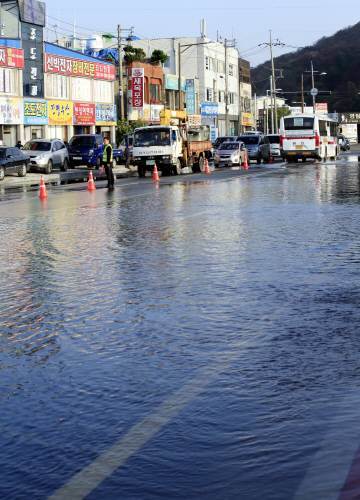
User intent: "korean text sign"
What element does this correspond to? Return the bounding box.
[48,100,73,126]
[131,68,144,109]
[45,54,116,81]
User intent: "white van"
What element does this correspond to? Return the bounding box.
[280,114,339,162]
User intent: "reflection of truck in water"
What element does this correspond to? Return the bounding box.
[132,125,213,177]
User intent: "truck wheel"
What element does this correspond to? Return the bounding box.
[198,156,205,172]
[138,166,146,178]
[174,159,182,175]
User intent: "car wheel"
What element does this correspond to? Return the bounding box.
[138,166,146,178]
[0,166,4,181]
[18,163,27,177]
[45,160,53,175]
[61,158,69,172]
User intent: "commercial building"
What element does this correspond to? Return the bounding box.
[0,0,117,146]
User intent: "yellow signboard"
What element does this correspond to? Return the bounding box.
[48,100,73,126]
[242,112,254,127]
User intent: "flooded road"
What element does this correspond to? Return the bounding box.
[2,157,360,499]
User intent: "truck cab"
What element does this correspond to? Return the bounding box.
[133,126,183,177]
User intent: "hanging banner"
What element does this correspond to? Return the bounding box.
[95,104,117,125]
[24,99,47,125]
[0,98,23,124]
[185,79,196,115]
[74,102,95,126]
[45,54,116,81]
[131,68,144,109]
[48,100,73,126]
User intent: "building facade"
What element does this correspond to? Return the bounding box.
[0,0,116,147]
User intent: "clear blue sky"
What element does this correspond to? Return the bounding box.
[45,0,359,66]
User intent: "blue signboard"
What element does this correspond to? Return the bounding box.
[165,74,186,91]
[24,99,48,125]
[201,102,219,117]
[185,79,196,115]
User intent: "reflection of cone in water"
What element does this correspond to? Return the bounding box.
[87,170,96,191]
[242,152,249,170]
[204,158,211,175]
[39,176,48,200]
[152,163,160,182]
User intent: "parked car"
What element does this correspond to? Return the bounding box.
[68,134,121,168]
[0,147,29,181]
[23,139,69,174]
[213,136,238,149]
[214,141,247,168]
[68,134,104,168]
[338,134,351,152]
[266,134,283,159]
[237,134,271,164]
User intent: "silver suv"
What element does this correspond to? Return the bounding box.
[23,139,70,174]
[237,134,271,164]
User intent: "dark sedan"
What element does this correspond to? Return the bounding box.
[0,147,30,181]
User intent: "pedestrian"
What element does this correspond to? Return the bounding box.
[102,137,114,189]
[16,140,23,149]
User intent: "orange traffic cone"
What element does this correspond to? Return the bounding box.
[39,176,48,200]
[87,170,96,191]
[242,152,249,171]
[204,158,211,175]
[152,163,160,183]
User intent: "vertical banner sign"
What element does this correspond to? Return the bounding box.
[185,79,196,115]
[131,68,144,109]
[22,23,44,98]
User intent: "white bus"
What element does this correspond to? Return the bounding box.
[280,114,339,162]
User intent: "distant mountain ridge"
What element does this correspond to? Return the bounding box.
[251,22,360,112]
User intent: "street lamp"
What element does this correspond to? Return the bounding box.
[304,61,327,113]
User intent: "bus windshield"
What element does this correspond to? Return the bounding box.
[134,129,171,147]
[284,117,315,131]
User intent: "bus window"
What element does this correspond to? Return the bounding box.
[284,117,314,130]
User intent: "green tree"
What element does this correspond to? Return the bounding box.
[123,46,146,64]
[150,50,169,65]
[116,119,147,145]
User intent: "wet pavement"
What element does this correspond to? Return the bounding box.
[2,153,360,499]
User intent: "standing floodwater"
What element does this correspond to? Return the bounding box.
[1,161,360,499]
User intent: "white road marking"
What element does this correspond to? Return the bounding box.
[49,345,248,500]
[294,390,360,500]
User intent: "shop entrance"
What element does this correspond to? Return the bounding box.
[0,125,16,147]
[74,126,91,135]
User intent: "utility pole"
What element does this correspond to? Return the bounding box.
[259,34,285,134]
[301,73,305,113]
[178,43,183,111]
[118,24,124,121]
[311,60,316,113]
[269,30,278,133]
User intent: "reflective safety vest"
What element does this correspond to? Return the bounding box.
[102,143,113,163]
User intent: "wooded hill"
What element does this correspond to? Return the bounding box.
[251,21,360,112]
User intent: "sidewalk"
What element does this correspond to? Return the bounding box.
[0,164,138,189]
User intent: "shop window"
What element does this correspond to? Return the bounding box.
[0,68,17,95]
[150,83,160,103]
[95,80,112,103]
[45,74,69,99]
[206,88,213,102]
[72,77,92,101]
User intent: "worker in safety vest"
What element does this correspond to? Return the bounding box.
[102,137,114,189]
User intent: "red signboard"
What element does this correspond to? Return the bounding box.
[73,102,96,125]
[45,53,116,81]
[0,47,24,69]
[131,68,144,109]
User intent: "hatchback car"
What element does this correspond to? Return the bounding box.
[237,134,271,164]
[213,136,238,149]
[0,147,29,181]
[266,134,283,159]
[214,141,247,168]
[23,139,69,174]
